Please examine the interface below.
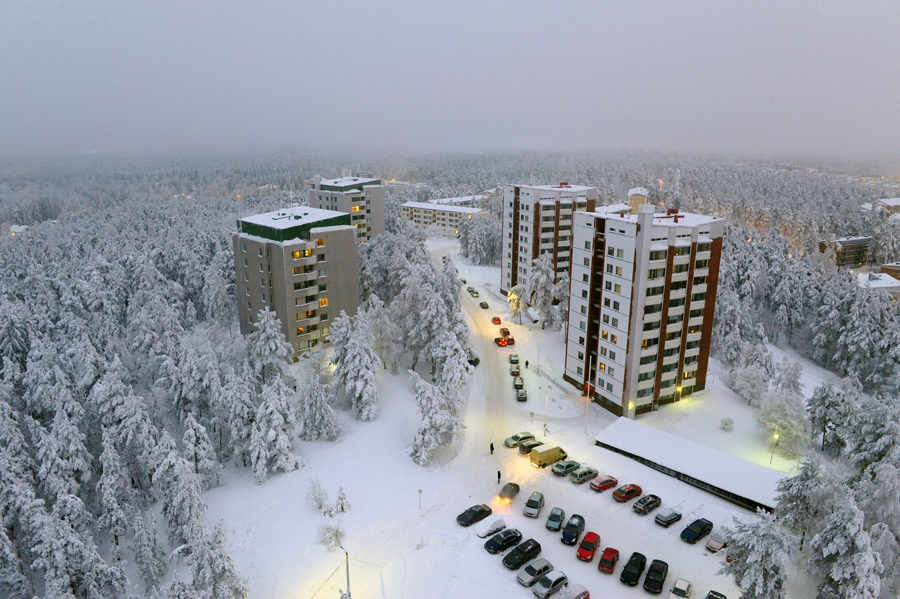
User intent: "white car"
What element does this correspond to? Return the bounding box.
[504,432,535,448]
[523,492,545,518]
[475,517,506,539]
[668,578,693,599]
[569,466,599,484]
[533,571,568,598]
[706,531,728,553]
[517,558,553,587]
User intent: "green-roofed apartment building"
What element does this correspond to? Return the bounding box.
[307,175,385,243]
[233,206,360,357]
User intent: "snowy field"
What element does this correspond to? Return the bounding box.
[201,239,827,599]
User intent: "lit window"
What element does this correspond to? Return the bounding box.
[303,249,313,257]
[292,250,301,259]
[316,238,325,247]
[296,327,305,335]
[319,298,328,307]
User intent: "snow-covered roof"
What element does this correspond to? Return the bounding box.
[596,418,787,510]
[627,187,650,197]
[860,202,874,211]
[319,176,380,187]
[239,206,347,230]
[523,183,596,193]
[857,272,900,290]
[836,236,872,244]
[427,195,486,205]
[401,202,486,215]
[9,225,28,233]
[877,197,900,207]
[595,203,631,215]
[591,210,723,229]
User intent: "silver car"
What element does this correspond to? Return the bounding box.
[517,558,553,587]
[523,492,545,518]
[569,466,599,484]
[533,571,568,598]
[505,432,535,448]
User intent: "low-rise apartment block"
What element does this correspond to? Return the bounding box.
[501,183,597,295]
[308,175,385,242]
[233,207,360,358]
[401,201,488,235]
[564,205,725,418]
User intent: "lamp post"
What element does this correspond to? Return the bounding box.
[769,433,779,465]
[338,545,351,599]
[676,385,682,402]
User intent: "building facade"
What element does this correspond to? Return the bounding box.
[233,206,360,358]
[307,176,385,242]
[401,201,488,235]
[819,236,872,268]
[500,183,598,295]
[564,205,725,418]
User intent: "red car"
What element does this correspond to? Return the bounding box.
[598,547,620,573]
[500,327,511,337]
[590,475,618,492]
[505,337,516,345]
[492,316,501,325]
[494,337,509,347]
[612,484,643,502]
[576,531,601,562]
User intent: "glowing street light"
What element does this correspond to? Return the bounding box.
[769,433,780,465]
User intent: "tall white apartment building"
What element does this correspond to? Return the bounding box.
[500,183,598,295]
[233,206,360,358]
[564,205,725,418]
[308,175,385,242]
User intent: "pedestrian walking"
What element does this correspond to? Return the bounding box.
[490,442,494,455]
[497,470,501,484]
[525,360,529,369]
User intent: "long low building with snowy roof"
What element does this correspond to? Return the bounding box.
[401,201,488,236]
[595,418,788,512]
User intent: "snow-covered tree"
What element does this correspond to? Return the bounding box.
[848,394,900,476]
[221,366,255,466]
[719,509,796,599]
[33,404,92,499]
[331,310,381,421]
[250,378,303,483]
[97,431,130,545]
[245,307,293,388]
[183,412,221,489]
[731,364,769,406]
[507,284,527,325]
[318,522,345,552]
[361,294,399,372]
[770,358,804,396]
[306,477,328,511]
[807,379,857,454]
[755,390,810,460]
[187,523,249,599]
[525,256,556,329]
[335,487,350,513]
[869,523,899,599]
[132,513,168,590]
[808,496,883,599]
[154,431,206,546]
[296,356,340,442]
[408,371,462,465]
[774,454,840,547]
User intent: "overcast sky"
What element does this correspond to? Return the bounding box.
[1,1,898,160]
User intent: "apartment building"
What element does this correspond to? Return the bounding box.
[401,201,488,235]
[819,236,872,268]
[307,175,385,242]
[564,204,725,418]
[233,206,360,358]
[500,183,598,295]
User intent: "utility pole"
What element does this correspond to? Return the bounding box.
[338,545,351,599]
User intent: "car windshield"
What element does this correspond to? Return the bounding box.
[601,557,612,566]
[672,588,687,598]
[524,563,539,575]
[579,538,595,549]
[537,577,552,589]
[527,499,540,507]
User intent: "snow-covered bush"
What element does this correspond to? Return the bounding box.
[719,417,734,432]
[318,522,345,552]
[335,487,350,513]
[306,477,329,511]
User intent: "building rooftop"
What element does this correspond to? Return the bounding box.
[402,201,485,214]
[627,187,650,197]
[427,195,486,205]
[858,272,900,289]
[237,206,351,243]
[319,176,381,188]
[516,183,596,193]
[584,209,723,229]
[878,197,900,206]
[836,236,872,244]
[595,203,632,215]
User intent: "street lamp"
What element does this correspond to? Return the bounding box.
[769,433,779,465]
[676,385,682,402]
[338,545,351,599]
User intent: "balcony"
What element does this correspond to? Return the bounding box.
[684,346,700,358]
[664,337,681,351]
[644,311,662,324]
[688,316,703,328]
[648,258,666,270]
[693,283,708,294]
[640,344,659,357]
[293,255,317,267]
[696,250,711,261]
[669,288,686,300]
[662,352,679,365]
[637,378,655,390]
[639,361,656,374]
[693,267,709,277]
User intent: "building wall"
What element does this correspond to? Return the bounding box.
[233,225,359,359]
[309,184,385,242]
[401,204,486,235]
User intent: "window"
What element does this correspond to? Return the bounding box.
[649,268,665,279]
[649,250,666,261]
[260,278,265,287]
[611,335,617,344]
[608,366,615,377]
[602,314,610,324]
[581,305,587,314]
[614,284,621,293]
[601,330,608,340]
[584,241,591,250]
[696,259,709,268]
[691,292,706,302]
[637,387,653,398]
[612,317,618,327]
[693,276,707,286]
[609,350,616,360]
[640,354,656,365]
[577,351,584,360]
[584,257,590,266]
[697,243,711,252]
[292,250,301,259]
[606,264,613,274]
[579,321,586,331]
[244,273,249,282]
[581,290,588,298]
[261,293,266,302]
[258,248,263,257]
[247,302,252,312]
[243,258,248,267]
[320,312,328,321]
[296,327,305,335]
[616,249,623,258]
[318,268,326,277]
[577,366,583,375]
[606,382,613,392]
[293,267,303,275]
[607,246,614,256]
[295,313,304,321]
[605,281,612,291]
[613,300,620,310]
[245,289,249,296]
[600,346,607,356]
[258,264,263,272]
[319,298,328,307]
[578,336,585,345]
[582,273,589,282]
[641,337,658,348]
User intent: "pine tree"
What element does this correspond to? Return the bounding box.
[731,364,770,406]
[296,357,340,442]
[718,509,796,599]
[755,390,810,460]
[33,404,93,499]
[245,307,293,388]
[98,430,130,545]
[183,412,221,489]
[807,379,857,454]
[188,523,249,599]
[848,394,900,475]
[0,526,29,599]
[507,284,527,325]
[525,256,556,329]
[408,371,462,465]
[774,453,839,547]
[132,513,168,590]
[221,366,255,466]
[250,378,303,483]
[335,487,350,512]
[362,294,399,372]
[331,310,382,421]
[154,431,207,546]
[808,496,883,599]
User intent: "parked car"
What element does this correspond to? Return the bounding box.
[561,514,585,545]
[643,559,669,594]
[619,551,647,586]
[516,558,553,587]
[503,538,542,570]
[516,389,528,401]
[668,578,693,598]
[523,492,545,518]
[466,286,475,294]
[633,494,662,515]
[612,484,643,502]
[518,439,544,455]
[497,482,520,505]
[500,327,511,337]
[589,475,618,492]
[479,301,489,309]
[545,507,565,531]
[505,336,516,345]
[471,291,480,298]
[510,364,521,376]
[551,460,581,476]
[467,356,480,367]
[655,510,682,528]
[509,354,520,364]
[681,518,713,544]
[704,592,727,599]
[706,532,728,553]
[569,466,598,484]
[460,279,466,284]
[532,571,568,598]
[495,337,510,347]
[568,583,590,599]
[484,527,523,554]
[598,547,620,574]
[513,376,525,389]
[504,431,534,448]
[576,532,601,561]
[492,316,501,324]
[456,504,492,527]
[531,446,566,468]
[474,517,506,538]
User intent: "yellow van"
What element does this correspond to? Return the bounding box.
[530,446,567,468]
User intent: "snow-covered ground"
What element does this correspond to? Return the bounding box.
[202,239,826,599]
